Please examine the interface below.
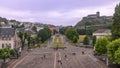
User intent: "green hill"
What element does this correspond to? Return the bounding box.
[75,16,113,29]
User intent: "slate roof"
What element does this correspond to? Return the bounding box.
[0,28,15,37]
[93,29,111,33]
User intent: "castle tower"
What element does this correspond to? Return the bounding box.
[96,11,100,18]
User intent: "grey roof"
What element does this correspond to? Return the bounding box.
[93,29,111,33]
[0,28,15,37]
[16,28,25,32]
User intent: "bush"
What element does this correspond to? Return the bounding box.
[95,37,109,55]
[83,36,89,45]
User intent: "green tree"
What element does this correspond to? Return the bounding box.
[44,26,52,38]
[73,36,78,43]
[92,36,96,46]
[65,27,79,43]
[37,27,51,43]
[32,26,37,32]
[95,37,109,55]
[114,48,120,64]
[26,34,31,49]
[107,39,120,64]
[35,36,41,44]
[83,36,89,45]
[0,48,15,67]
[76,29,86,35]
[38,29,47,42]
[30,37,37,46]
[18,32,24,49]
[59,27,67,34]
[112,3,120,40]
[18,32,28,49]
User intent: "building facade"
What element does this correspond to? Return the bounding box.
[93,29,111,39]
[0,27,21,49]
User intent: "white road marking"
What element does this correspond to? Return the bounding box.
[88,55,102,68]
[54,52,57,68]
[59,52,62,68]
[12,56,28,68]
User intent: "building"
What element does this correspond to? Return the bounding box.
[36,26,44,32]
[0,27,21,49]
[93,29,111,39]
[25,29,36,37]
[49,26,56,34]
[87,11,100,19]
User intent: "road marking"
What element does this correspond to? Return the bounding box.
[54,52,57,68]
[88,55,102,68]
[59,52,62,68]
[12,55,28,68]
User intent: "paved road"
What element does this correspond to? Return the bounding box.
[13,48,55,68]
[9,35,108,68]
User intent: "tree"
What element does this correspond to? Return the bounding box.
[30,37,36,46]
[44,26,52,38]
[37,26,51,43]
[35,36,41,44]
[0,48,15,68]
[83,36,89,45]
[112,3,120,40]
[73,36,78,43]
[107,39,120,64]
[18,32,24,49]
[114,48,120,64]
[26,34,31,49]
[18,32,28,49]
[77,29,86,35]
[65,27,79,43]
[59,27,67,34]
[92,36,96,46]
[32,26,37,32]
[38,29,47,42]
[95,37,109,55]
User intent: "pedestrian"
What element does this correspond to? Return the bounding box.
[82,51,84,55]
[60,60,62,65]
[58,60,62,65]
[65,54,67,58]
[43,54,46,59]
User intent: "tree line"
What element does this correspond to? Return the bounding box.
[59,27,79,43]
[18,26,52,49]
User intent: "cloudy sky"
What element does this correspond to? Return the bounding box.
[0,0,119,26]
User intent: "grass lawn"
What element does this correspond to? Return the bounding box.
[78,35,86,43]
[52,35,65,48]
[30,40,48,48]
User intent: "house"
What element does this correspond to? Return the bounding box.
[93,29,111,39]
[23,22,33,28]
[0,27,21,49]
[25,29,36,37]
[36,26,44,32]
[49,26,56,34]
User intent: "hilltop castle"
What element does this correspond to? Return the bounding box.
[87,11,100,19]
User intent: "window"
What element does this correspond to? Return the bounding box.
[6,43,11,48]
[2,44,4,48]
[9,35,11,40]
[9,37,11,40]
